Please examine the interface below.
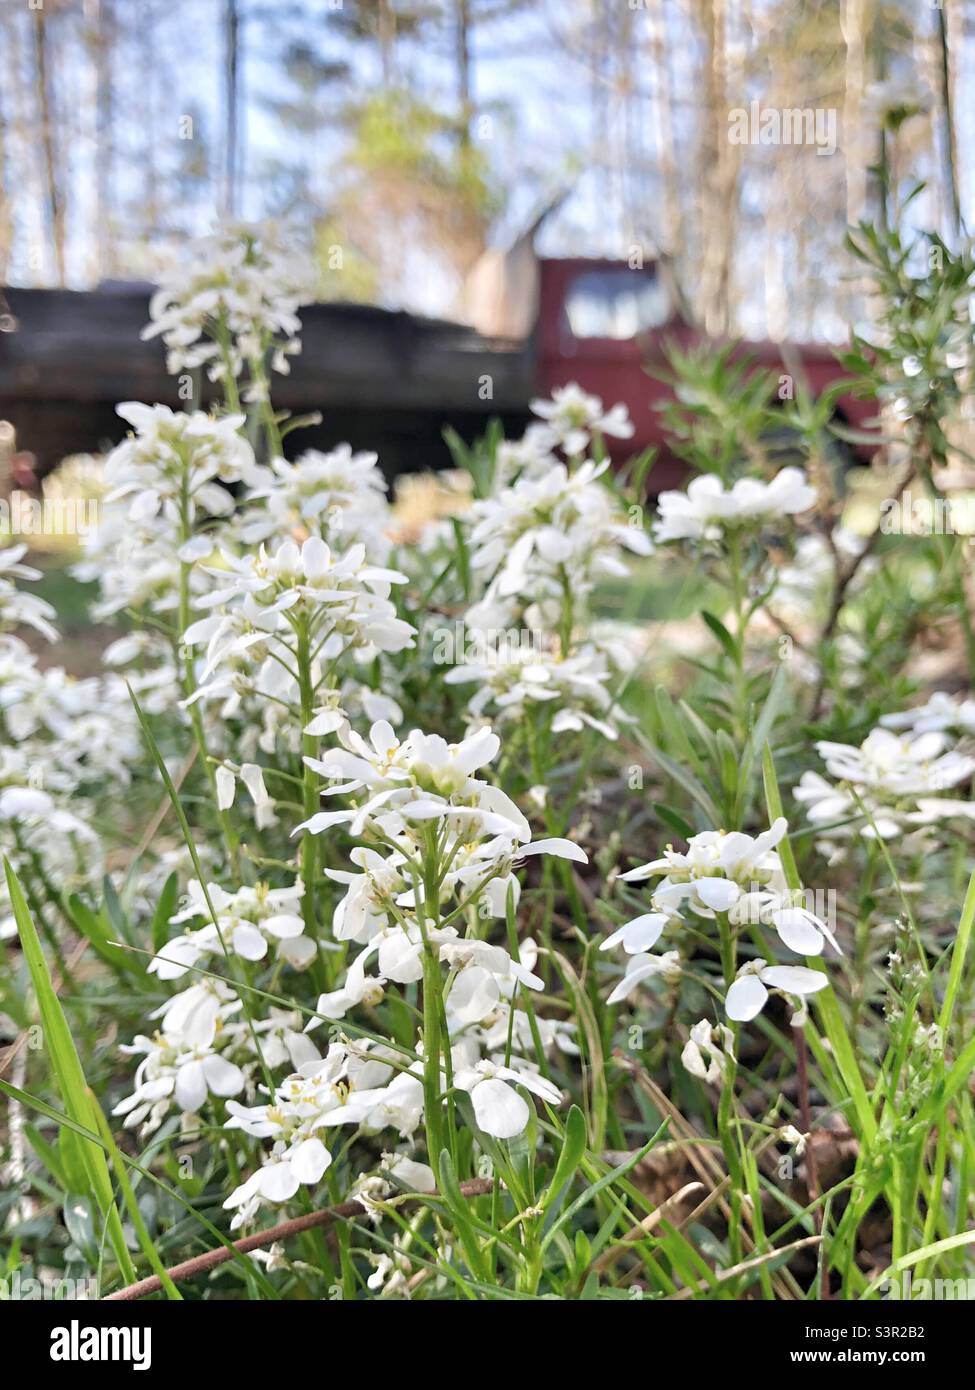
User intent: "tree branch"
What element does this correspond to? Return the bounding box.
[105,1178,495,1301]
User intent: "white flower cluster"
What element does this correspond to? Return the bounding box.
[209,719,584,1221]
[444,641,633,741]
[113,980,319,1136]
[0,548,139,938]
[604,818,833,1027]
[528,383,635,459]
[183,536,414,724]
[142,224,315,395]
[468,457,651,609]
[653,467,816,545]
[240,445,392,562]
[150,878,314,978]
[419,393,651,742]
[74,404,259,622]
[0,545,58,642]
[796,713,975,852]
[105,403,260,531]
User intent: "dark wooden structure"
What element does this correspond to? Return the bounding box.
[0,287,534,478]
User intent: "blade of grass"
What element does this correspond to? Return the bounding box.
[760,747,876,1143]
[4,857,137,1282]
[90,1093,182,1300]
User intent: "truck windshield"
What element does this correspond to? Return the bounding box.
[564,267,671,339]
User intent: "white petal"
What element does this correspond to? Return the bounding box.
[694,877,740,912]
[257,1163,301,1203]
[471,1077,529,1139]
[232,922,268,961]
[202,1053,245,1097]
[289,1137,332,1185]
[216,766,236,811]
[449,966,500,1024]
[621,913,667,953]
[725,975,768,1022]
[174,1060,207,1112]
[760,965,829,996]
[240,763,270,807]
[520,838,588,863]
[771,908,824,956]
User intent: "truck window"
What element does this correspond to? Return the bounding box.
[563,267,671,339]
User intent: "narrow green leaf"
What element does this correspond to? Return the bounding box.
[91,1094,182,1300]
[4,858,137,1281]
[542,1104,587,1213]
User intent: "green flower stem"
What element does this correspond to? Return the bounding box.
[295,617,327,992]
[176,475,240,877]
[717,911,745,1265]
[418,836,447,1188]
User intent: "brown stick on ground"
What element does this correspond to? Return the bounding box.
[105,1177,495,1301]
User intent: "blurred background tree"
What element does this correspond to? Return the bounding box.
[0,0,968,336]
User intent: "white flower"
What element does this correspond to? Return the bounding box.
[530,384,634,457]
[725,960,828,1024]
[454,1059,562,1139]
[0,545,58,642]
[143,223,314,382]
[150,879,310,977]
[653,467,816,544]
[797,726,975,841]
[682,1019,735,1084]
[606,949,682,1005]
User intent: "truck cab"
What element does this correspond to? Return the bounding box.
[465,247,877,485]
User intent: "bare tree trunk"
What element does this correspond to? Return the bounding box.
[224,0,240,219]
[698,0,739,335]
[95,0,115,278]
[648,0,681,259]
[455,0,473,149]
[378,0,396,89]
[0,36,12,282]
[938,0,961,237]
[31,6,66,283]
[839,0,867,226]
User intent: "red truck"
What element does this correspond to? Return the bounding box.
[0,254,872,484]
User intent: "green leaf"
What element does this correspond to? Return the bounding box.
[701,609,739,663]
[4,858,137,1281]
[63,1194,96,1258]
[63,894,144,982]
[542,1104,587,1213]
[91,1096,182,1299]
[150,872,180,955]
